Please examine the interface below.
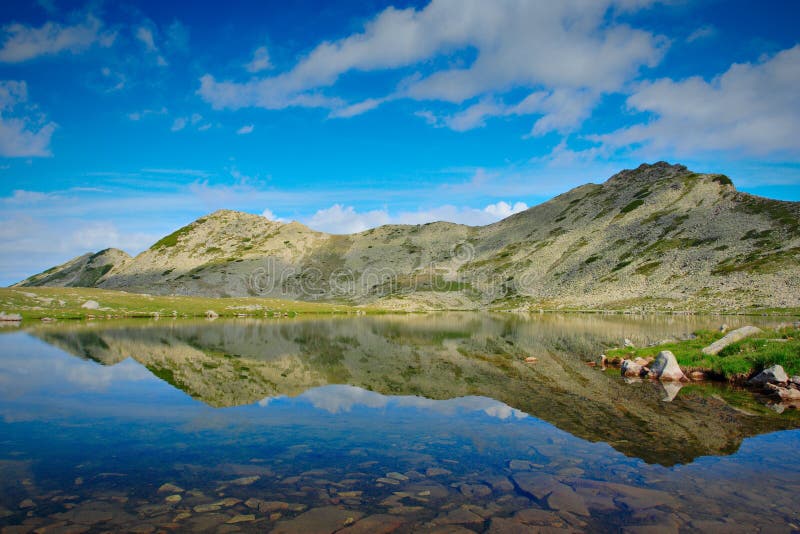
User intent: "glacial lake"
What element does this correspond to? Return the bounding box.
[0,313,798,533]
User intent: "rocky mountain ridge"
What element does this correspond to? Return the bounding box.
[15,162,800,311]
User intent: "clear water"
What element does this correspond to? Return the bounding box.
[0,314,798,533]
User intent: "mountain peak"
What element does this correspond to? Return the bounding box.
[606,161,691,186]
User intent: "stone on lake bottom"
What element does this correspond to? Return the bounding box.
[226,514,256,524]
[272,506,364,534]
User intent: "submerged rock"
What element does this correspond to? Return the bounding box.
[748,365,788,386]
[157,483,184,494]
[621,359,647,378]
[272,506,364,534]
[648,351,686,382]
[702,326,762,355]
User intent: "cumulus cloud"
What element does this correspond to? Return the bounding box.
[198,0,665,133]
[0,14,115,62]
[591,45,800,157]
[245,46,272,73]
[307,204,391,234]
[0,80,56,157]
[305,200,528,233]
[236,124,254,135]
[261,208,285,222]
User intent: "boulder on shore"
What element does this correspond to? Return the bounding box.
[748,364,788,386]
[701,326,762,355]
[205,310,219,319]
[648,351,687,382]
[0,312,22,321]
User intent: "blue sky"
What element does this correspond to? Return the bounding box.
[0,0,798,285]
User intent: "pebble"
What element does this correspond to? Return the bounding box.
[158,483,184,494]
[226,514,256,524]
[425,468,452,477]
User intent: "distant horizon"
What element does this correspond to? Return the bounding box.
[1,0,799,285]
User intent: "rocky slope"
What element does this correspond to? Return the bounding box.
[15,162,800,310]
[17,248,131,288]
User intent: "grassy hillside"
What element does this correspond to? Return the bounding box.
[0,287,366,320]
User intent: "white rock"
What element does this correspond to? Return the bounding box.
[205,310,219,319]
[701,326,762,355]
[748,365,788,386]
[81,300,100,309]
[648,351,686,382]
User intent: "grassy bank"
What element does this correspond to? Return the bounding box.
[607,326,800,379]
[0,287,370,320]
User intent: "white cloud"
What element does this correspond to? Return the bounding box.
[686,25,716,43]
[127,107,168,121]
[0,80,57,157]
[305,200,528,233]
[261,208,285,222]
[245,46,272,73]
[590,45,800,157]
[236,124,254,135]
[434,88,598,134]
[170,117,186,132]
[0,14,115,63]
[198,0,665,134]
[307,204,391,234]
[136,25,167,66]
[328,97,385,119]
[483,201,528,219]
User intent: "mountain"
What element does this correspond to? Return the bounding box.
[15,162,800,310]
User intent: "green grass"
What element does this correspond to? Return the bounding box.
[607,326,800,379]
[0,287,369,320]
[149,221,201,250]
[633,260,661,276]
[619,199,645,214]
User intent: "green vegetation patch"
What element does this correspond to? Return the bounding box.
[633,261,661,276]
[712,174,733,186]
[712,247,800,275]
[619,199,645,214]
[150,222,197,250]
[607,327,800,378]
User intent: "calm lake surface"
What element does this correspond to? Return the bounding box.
[0,313,798,533]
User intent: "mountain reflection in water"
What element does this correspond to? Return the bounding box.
[0,313,798,532]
